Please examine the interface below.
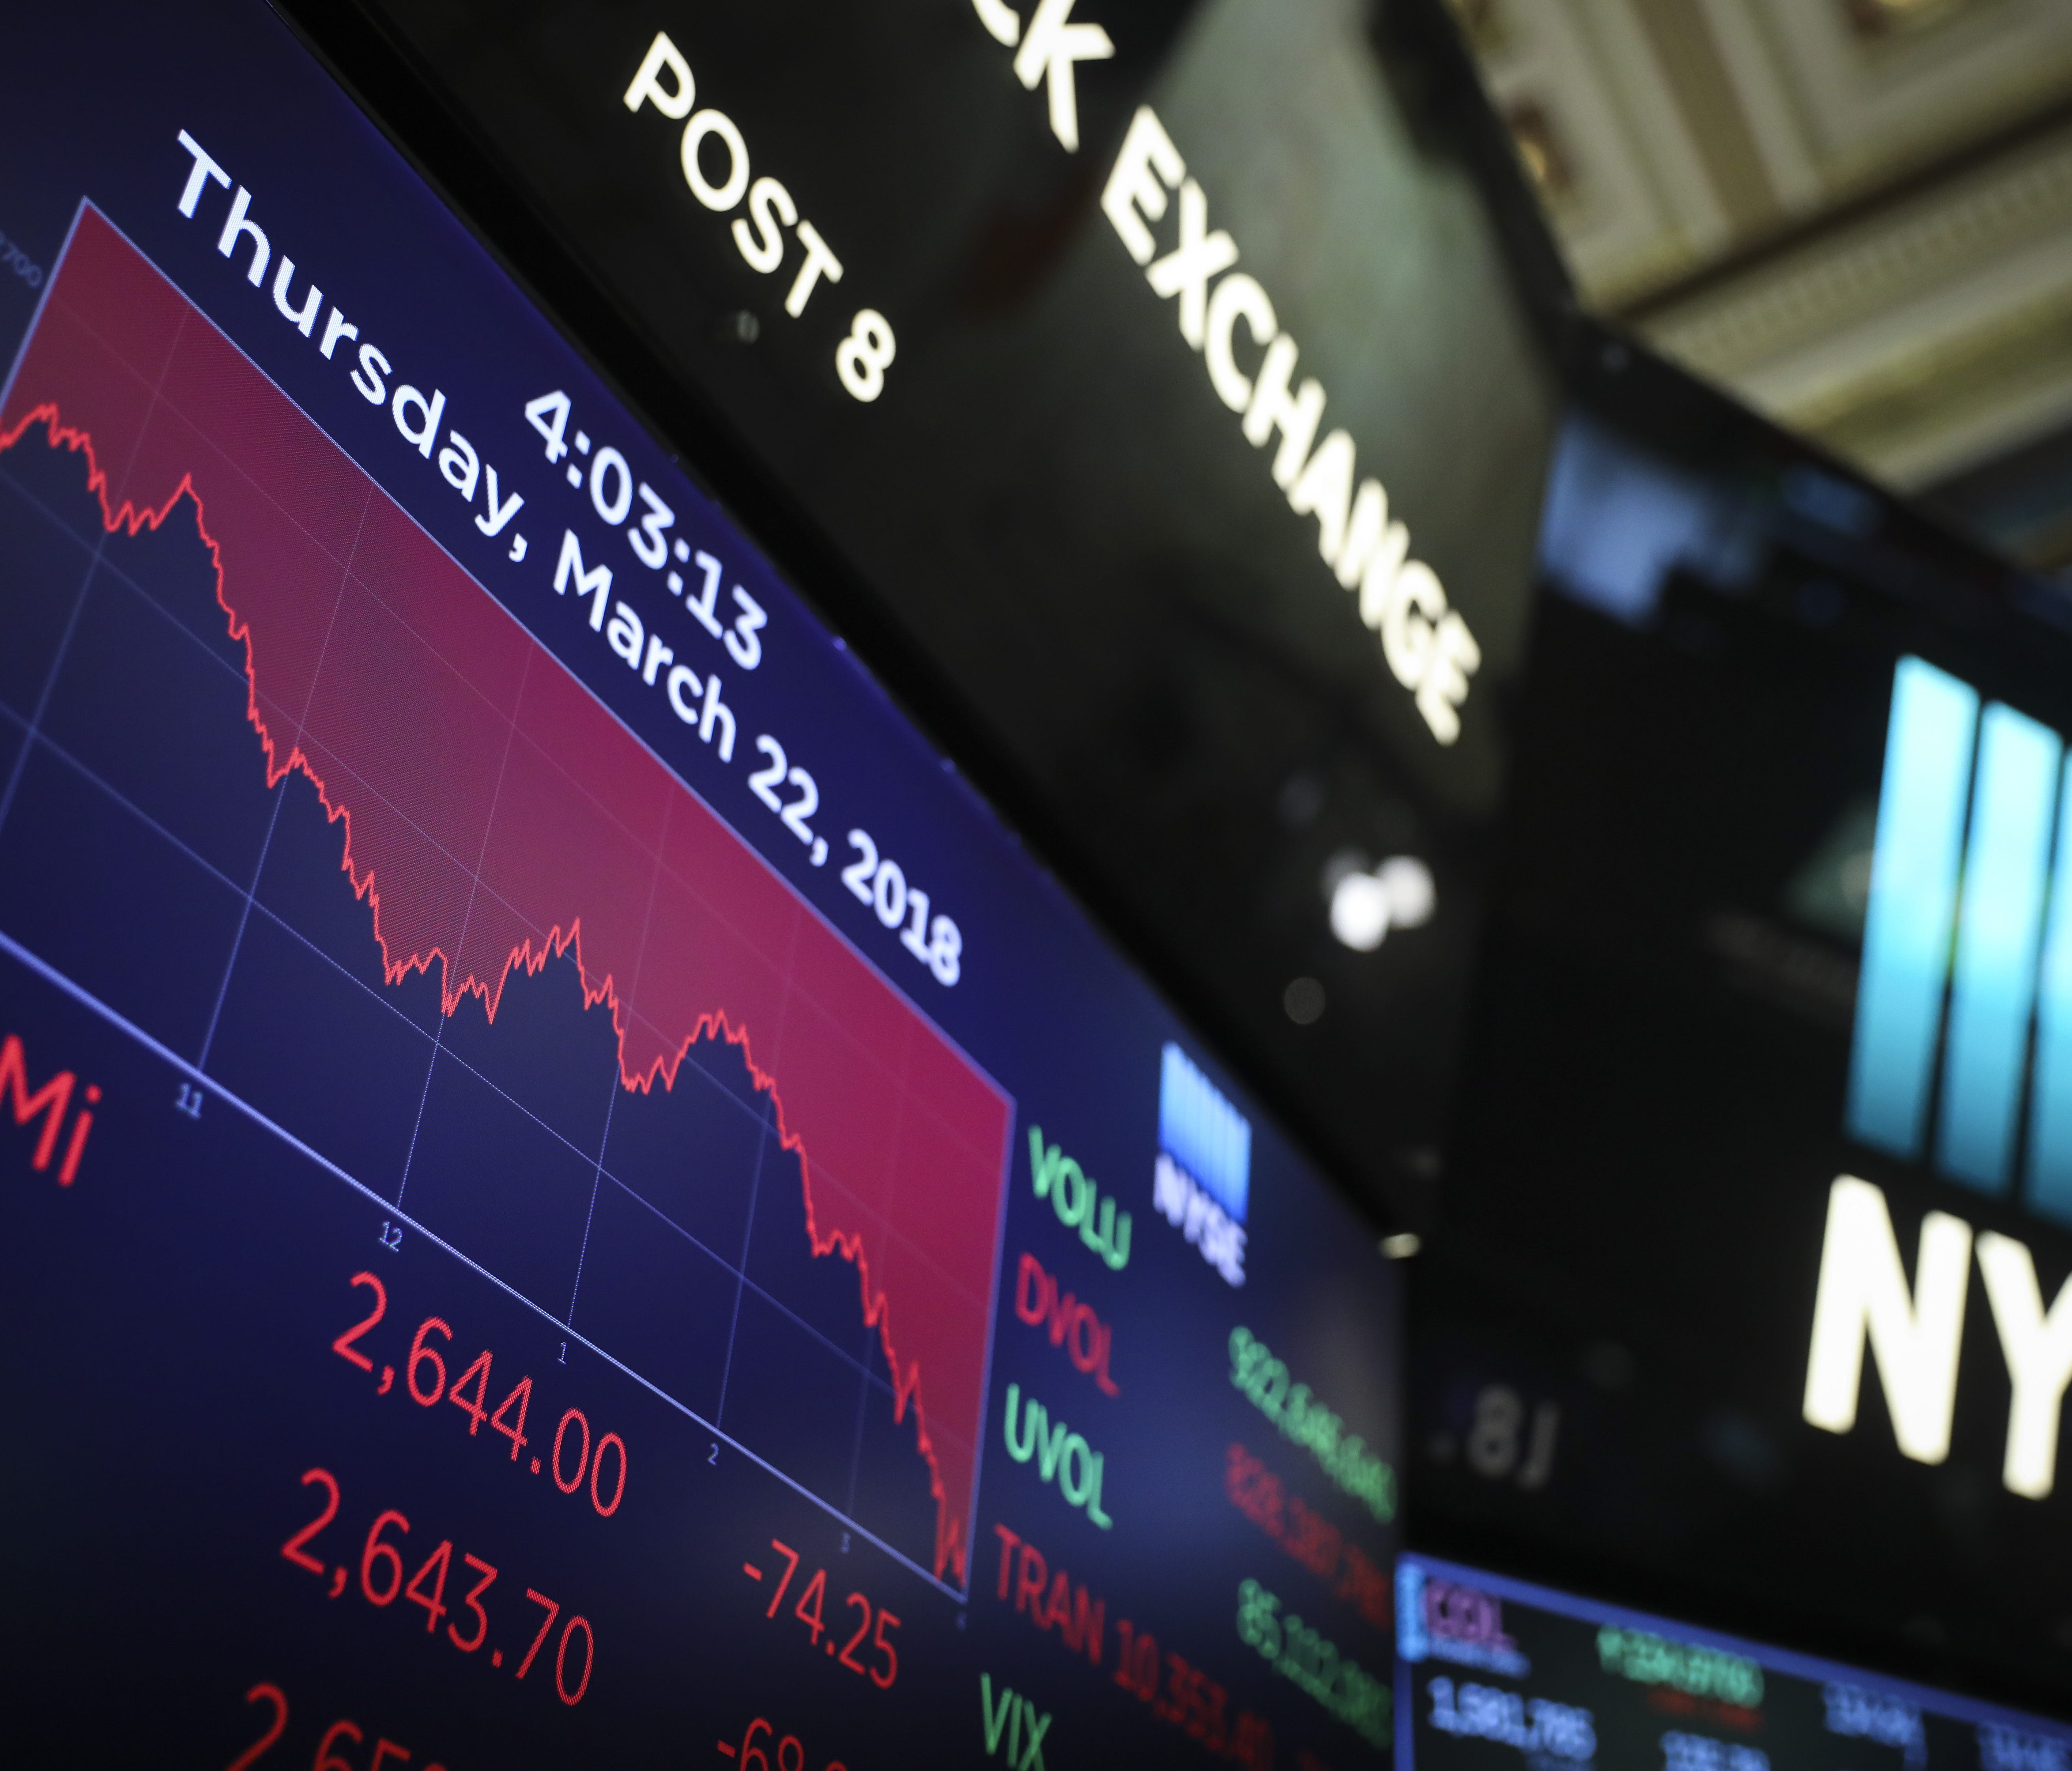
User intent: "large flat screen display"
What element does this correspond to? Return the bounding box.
[1411,340,2072,1704]
[1397,1554,2072,1771]
[0,4,1400,1764]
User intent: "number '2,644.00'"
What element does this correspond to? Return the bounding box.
[330,1271,627,1519]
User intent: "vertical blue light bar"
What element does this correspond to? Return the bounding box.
[1938,702,2061,1191]
[1846,658,1978,1158]
[1159,1041,1189,1183]
[1157,1042,1251,1222]
[2030,767,2072,1224]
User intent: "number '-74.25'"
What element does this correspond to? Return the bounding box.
[745,1538,899,1688]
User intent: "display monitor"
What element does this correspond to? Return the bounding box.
[1413,326,2072,1707]
[0,3,1399,1764]
[1397,1554,2072,1771]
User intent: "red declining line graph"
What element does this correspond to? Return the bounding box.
[0,204,1008,1585]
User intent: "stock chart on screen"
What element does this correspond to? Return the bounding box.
[1,205,1008,1588]
[0,4,1400,1765]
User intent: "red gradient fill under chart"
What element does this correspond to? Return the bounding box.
[0,204,1011,1585]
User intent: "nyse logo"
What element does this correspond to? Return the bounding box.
[1808,657,2072,1498]
[1848,656,2072,1222]
[1152,1043,1249,1286]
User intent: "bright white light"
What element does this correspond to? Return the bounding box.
[1328,855,1436,951]
[1377,855,1435,928]
[1330,872,1392,950]
[1380,1232,1421,1259]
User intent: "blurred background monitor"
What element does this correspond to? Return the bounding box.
[1397,1551,2072,1771]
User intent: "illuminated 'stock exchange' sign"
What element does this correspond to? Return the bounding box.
[624,5,1483,745]
[961,0,1481,746]
[1804,658,2072,1501]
